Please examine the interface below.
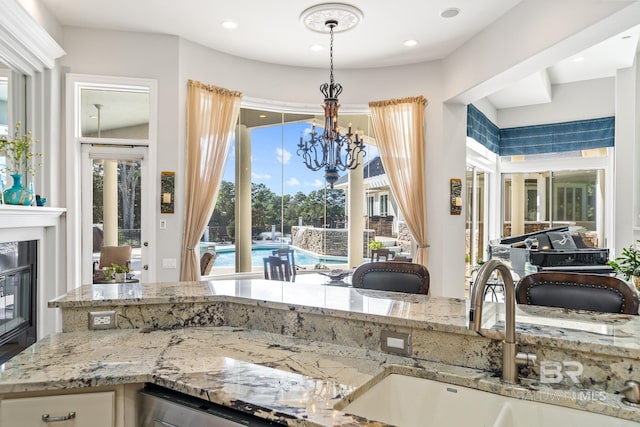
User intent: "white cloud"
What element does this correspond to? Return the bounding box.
[286,177,300,186]
[251,172,272,180]
[276,147,291,164]
[311,179,324,188]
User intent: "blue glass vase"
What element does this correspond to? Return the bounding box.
[3,173,34,206]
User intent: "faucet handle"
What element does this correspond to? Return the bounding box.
[616,380,640,406]
[515,352,536,367]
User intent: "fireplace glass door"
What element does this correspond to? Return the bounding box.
[0,241,36,363]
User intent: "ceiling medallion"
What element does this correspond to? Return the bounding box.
[300,3,364,33]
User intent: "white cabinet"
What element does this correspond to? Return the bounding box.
[1,391,114,427]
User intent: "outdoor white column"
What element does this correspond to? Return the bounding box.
[511,174,525,235]
[103,159,118,246]
[596,169,605,247]
[235,124,252,272]
[537,173,546,222]
[348,166,364,267]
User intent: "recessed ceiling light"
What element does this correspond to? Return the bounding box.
[403,40,418,47]
[309,44,323,52]
[441,8,460,18]
[221,20,238,30]
[259,114,267,118]
[572,56,585,63]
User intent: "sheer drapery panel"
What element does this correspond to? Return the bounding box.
[369,96,429,266]
[180,80,242,280]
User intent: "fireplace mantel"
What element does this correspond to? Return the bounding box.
[0,205,66,229]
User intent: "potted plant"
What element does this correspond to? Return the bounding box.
[108,263,131,282]
[608,240,640,290]
[0,121,42,205]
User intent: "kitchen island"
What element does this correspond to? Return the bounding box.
[0,279,639,425]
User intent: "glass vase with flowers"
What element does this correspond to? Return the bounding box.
[0,121,41,205]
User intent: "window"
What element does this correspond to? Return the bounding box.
[206,107,374,273]
[502,169,602,245]
[380,194,389,216]
[367,195,375,217]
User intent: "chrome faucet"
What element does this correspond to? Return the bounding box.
[469,259,536,384]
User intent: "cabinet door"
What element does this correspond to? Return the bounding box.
[1,391,114,427]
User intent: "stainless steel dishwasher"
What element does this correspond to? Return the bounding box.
[138,384,285,426]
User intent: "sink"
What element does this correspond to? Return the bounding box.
[340,373,637,427]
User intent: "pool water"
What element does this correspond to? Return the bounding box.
[213,247,345,268]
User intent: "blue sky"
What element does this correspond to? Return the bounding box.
[222,122,377,195]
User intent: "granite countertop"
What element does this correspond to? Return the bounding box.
[50,279,640,359]
[1,279,639,424]
[1,326,637,426]
[0,326,475,426]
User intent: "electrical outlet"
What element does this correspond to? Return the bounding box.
[89,311,117,330]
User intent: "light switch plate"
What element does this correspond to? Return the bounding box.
[380,329,411,356]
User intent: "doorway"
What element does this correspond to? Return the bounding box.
[81,146,149,283]
[67,74,157,287]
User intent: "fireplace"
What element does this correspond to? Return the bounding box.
[0,240,37,364]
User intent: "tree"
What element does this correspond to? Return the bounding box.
[209,180,346,242]
[118,161,141,231]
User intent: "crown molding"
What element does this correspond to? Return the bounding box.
[0,0,65,75]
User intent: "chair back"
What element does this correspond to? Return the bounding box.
[351,261,430,294]
[390,255,412,262]
[263,256,292,281]
[371,248,392,262]
[200,252,217,276]
[516,272,639,315]
[99,245,132,269]
[272,247,296,279]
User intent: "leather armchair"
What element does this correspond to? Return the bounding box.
[516,272,639,315]
[351,261,430,294]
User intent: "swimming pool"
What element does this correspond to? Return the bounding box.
[210,245,346,268]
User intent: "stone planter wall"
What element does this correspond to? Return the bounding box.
[396,221,412,252]
[291,226,374,257]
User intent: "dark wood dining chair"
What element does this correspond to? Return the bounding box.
[351,261,430,294]
[390,254,412,262]
[271,247,296,280]
[370,248,392,262]
[263,256,292,282]
[516,272,639,315]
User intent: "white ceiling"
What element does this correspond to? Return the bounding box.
[35,0,640,113]
[39,0,524,69]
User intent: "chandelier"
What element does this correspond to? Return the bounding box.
[297,14,365,188]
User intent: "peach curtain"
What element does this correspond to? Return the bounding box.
[180,80,242,281]
[368,96,429,266]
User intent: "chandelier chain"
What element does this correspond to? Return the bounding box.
[329,24,335,86]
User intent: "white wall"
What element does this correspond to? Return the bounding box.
[497,78,615,128]
[60,27,181,282]
[443,0,639,103]
[614,59,638,254]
